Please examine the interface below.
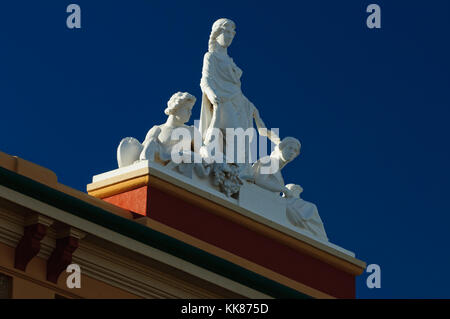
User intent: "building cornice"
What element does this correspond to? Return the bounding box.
[0,166,308,298]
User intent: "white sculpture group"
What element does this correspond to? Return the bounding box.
[117,18,328,242]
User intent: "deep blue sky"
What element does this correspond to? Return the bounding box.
[1,1,449,298]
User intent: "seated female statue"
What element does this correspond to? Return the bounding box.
[117,92,196,168]
[252,137,301,197]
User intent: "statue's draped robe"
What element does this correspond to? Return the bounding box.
[199,51,254,141]
[286,197,328,242]
[253,156,328,242]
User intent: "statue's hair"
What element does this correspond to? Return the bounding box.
[208,18,236,52]
[275,137,301,156]
[164,92,196,116]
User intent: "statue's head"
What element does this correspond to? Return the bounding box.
[275,137,301,163]
[285,184,303,198]
[208,18,236,52]
[164,92,196,123]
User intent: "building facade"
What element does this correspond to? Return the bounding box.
[0,151,365,299]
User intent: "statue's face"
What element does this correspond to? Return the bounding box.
[216,24,235,48]
[280,143,300,162]
[175,103,193,123]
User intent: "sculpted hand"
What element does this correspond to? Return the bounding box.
[283,188,295,198]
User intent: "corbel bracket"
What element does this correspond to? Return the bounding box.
[14,214,53,271]
[47,227,85,283]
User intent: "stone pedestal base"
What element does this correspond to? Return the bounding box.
[87,161,366,298]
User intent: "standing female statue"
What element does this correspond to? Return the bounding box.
[199,18,280,161]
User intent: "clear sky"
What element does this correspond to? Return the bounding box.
[1,1,449,298]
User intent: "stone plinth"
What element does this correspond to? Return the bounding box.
[87,161,366,298]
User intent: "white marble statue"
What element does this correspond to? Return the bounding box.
[252,137,328,241]
[109,19,332,244]
[199,18,280,163]
[284,184,328,242]
[252,137,301,197]
[140,92,197,164]
[117,92,196,168]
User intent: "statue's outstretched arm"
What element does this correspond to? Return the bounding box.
[255,173,292,196]
[253,106,281,145]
